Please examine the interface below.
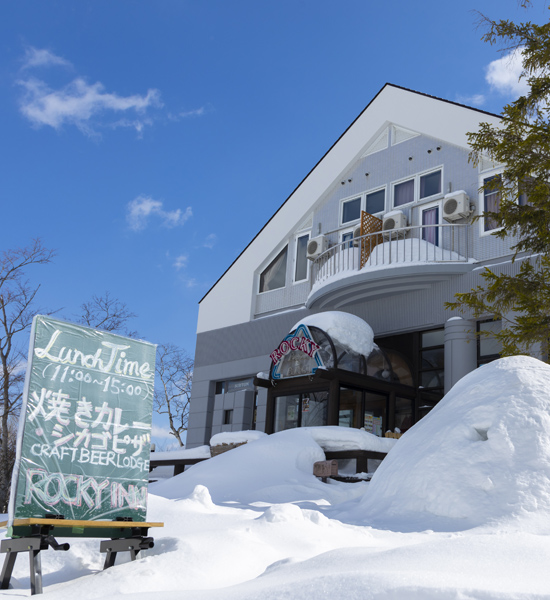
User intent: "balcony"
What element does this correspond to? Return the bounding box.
[307,223,475,309]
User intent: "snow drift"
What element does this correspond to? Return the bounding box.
[351,356,550,531]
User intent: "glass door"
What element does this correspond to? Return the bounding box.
[421,204,440,246]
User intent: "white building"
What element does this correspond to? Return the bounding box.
[186,84,521,447]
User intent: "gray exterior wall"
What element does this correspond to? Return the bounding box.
[187,256,523,448]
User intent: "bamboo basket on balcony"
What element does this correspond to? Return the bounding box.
[360,211,383,268]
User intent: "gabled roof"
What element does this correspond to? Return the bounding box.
[200,84,500,305]
[197,84,501,334]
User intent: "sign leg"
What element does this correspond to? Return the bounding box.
[0,551,17,589]
[29,549,43,596]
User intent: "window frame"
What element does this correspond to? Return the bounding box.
[258,245,289,294]
[365,185,387,216]
[391,167,443,210]
[340,195,362,226]
[479,171,504,236]
[293,232,310,284]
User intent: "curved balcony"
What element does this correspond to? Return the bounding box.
[307,223,475,309]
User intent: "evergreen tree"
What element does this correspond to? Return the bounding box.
[447,2,550,359]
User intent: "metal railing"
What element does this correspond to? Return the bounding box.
[310,223,470,290]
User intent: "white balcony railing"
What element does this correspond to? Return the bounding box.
[310,223,470,291]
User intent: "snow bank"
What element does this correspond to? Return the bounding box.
[306,426,396,453]
[210,430,267,446]
[291,311,375,357]
[150,445,211,461]
[152,428,369,505]
[350,356,550,531]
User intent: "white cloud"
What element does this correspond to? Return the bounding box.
[151,424,174,440]
[22,46,72,70]
[17,76,162,135]
[168,105,210,121]
[456,94,486,107]
[173,255,188,270]
[127,196,192,232]
[486,49,529,97]
[203,233,217,249]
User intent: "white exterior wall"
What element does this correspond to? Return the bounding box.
[197,85,501,334]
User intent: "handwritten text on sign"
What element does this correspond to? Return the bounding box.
[11,316,156,523]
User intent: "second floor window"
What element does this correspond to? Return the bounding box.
[259,246,288,292]
[394,179,414,207]
[295,234,309,282]
[342,197,361,223]
[483,175,502,232]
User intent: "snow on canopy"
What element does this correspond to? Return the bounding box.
[347,356,550,531]
[290,311,375,358]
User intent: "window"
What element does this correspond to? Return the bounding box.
[259,246,288,292]
[420,170,441,199]
[419,328,444,394]
[421,204,439,246]
[366,189,385,214]
[342,231,354,249]
[483,175,502,232]
[394,179,414,207]
[342,197,361,223]
[477,320,502,366]
[294,234,309,282]
[223,409,233,425]
[518,178,533,206]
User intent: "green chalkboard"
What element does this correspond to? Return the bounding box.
[9,316,156,525]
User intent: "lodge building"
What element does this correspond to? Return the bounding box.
[186,84,516,447]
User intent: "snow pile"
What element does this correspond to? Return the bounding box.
[151,428,366,505]
[150,445,211,461]
[351,356,550,531]
[306,425,396,453]
[291,311,375,357]
[210,430,267,446]
[9,358,550,599]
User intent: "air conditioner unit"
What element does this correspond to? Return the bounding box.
[443,191,470,221]
[306,235,328,260]
[382,211,407,237]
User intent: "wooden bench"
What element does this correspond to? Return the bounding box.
[0,518,164,595]
[149,456,209,477]
[323,449,388,474]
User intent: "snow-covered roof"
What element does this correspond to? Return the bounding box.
[291,311,375,358]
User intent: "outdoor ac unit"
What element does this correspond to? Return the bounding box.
[306,235,328,260]
[382,211,407,235]
[443,191,470,221]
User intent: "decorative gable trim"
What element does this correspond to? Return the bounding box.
[391,124,420,146]
[362,127,389,157]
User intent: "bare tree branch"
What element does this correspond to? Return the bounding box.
[154,343,193,446]
[0,239,53,510]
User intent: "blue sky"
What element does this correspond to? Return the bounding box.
[0,0,544,444]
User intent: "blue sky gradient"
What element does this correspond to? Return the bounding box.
[1,0,545,443]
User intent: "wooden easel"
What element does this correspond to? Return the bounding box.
[0,517,164,595]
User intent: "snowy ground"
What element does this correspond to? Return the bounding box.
[3,356,550,599]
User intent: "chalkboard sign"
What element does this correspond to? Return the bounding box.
[8,316,156,525]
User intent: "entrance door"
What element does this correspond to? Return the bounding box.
[273,391,328,432]
[339,388,387,436]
